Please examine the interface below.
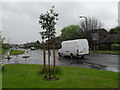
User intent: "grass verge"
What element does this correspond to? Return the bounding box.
[0,71,2,89]
[2,49,25,55]
[10,50,25,55]
[2,49,9,54]
[91,50,120,54]
[2,64,119,88]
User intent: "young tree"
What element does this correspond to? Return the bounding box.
[38,6,58,79]
[39,6,58,41]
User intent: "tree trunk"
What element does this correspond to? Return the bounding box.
[53,45,56,79]
[43,46,46,74]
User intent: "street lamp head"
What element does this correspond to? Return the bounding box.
[79,16,83,18]
[79,16,86,18]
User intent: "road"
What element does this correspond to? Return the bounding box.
[2,49,119,72]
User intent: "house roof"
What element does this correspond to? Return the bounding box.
[90,29,109,34]
[100,34,118,43]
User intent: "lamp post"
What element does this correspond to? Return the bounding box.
[91,31,99,50]
[79,16,87,31]
[96,30,100,50]
[79,16,88,41]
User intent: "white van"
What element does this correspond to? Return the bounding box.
[58,39,89,58]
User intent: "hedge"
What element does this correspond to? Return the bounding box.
[111,44,120,51]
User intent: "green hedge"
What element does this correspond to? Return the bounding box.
[99,44,108,50]
[111,44,120,51]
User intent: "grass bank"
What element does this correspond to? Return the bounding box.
[0,71,1,89]
[10,50,25,55]
[91,50,120,54]
[3,64,119,88]
[2,49,25,55]
[2,49,9,54]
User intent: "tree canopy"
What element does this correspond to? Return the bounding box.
[38,6,58,42]
[109,27,120,34]
[61,25,81,41]
[60,17,104,46]
[109,27,120,43]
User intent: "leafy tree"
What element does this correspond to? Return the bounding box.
[0,32,5,65]
[109,27,120,34]
[109,27,120,43]
[0,31,5,44]
[0,32,5,49]
[39,6,58,42]
[36,40,40,44]
[38,6,58,79]
[61,25,81,41]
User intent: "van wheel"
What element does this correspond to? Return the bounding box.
[58,52,62,60]
[70,54,74,58]
[58,52,61,57]
[81,55,85,59]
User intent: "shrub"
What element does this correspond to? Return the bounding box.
[99,44,108,50]
[111,44,120,51]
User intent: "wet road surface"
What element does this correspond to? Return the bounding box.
[2,49,119,72]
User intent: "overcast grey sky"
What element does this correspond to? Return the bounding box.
[0,0,119,44]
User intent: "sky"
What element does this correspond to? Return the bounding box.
[118,1,120,26]
[0,0,119,44]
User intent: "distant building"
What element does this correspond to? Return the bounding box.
[91,29,109,43]
[118,1,120,26]
[100,34,118,50]
[85,29,109,50]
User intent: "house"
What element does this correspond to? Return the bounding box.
[99,34,118,50]
[91,29,109,42]
[89,29,109,50]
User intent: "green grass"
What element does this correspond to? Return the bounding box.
[10,50,25,55]
[2,49,9,54]
[91,50,120,54]
[2,49,25,55]
[0,71,2,89]
[2,64,119,88]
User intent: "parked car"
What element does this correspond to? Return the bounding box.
[58,39,89,58]
[30,47,36,50]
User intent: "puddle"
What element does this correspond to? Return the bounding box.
[106,67,118,72]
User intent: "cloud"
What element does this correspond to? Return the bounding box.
[1,2,118,44]
[2,0,120,2]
